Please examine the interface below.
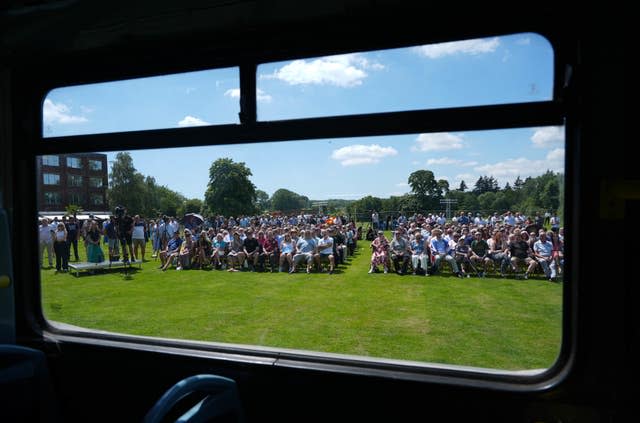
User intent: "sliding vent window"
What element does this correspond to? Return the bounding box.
[257,33,553,120]
[43,67,240,137]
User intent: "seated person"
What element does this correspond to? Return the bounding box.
[389,230,410,275]
[469,231,492,276]
[533,231,558,282]
[365,226,375,241]
[507,232,538,279]
[410,232,429,275]
[177,229,194,270]
[454,235,472,277]
[429,228,461,277]
[193,230,212,269]
[369,230,389,274]
[242,229,261,272]
[160,232,183,271]
[278,233,295,272]
[260,230,279,273]
[315,229,335,274]
[210,233,227,269]
[331,227,346,265]
[292,230,317,274]
[487,230,509,276]
[226,231,245,272]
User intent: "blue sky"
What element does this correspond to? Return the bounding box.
[43,33,564,200]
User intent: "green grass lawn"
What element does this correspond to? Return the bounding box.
[41,238,562,371]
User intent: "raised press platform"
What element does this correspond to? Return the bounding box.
[68,259,142,277]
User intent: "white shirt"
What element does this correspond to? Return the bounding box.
[39,225,53,242]
[318,236,334,255]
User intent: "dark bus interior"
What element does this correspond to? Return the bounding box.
[0,1,630,421]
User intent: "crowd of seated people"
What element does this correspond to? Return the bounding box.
[151,217,359,274]
[366,211,563,282]
[40,210,562,282]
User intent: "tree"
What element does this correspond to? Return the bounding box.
[184,198,203,214]
[255,190,271,212]
[477,191,496,214]
[513,175,524,190]
[539,172,560,211]
[437,179,450,197]
[457,180,468,192]
[108,152,146,214]
[64,204,83,217]
[204,158,257,217]
[349,196,383,222]
[408,169,439,210]
[270,188,307,212]
[156,186,185,217]
[473,176,488,194]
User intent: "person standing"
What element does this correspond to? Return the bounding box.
[105,216,120,261]
[86,220,104,263]
[65,216,80,261]
[132,215,147,261]
[115,206,134,263]
[38,218,54,268]
[53,222,69,272]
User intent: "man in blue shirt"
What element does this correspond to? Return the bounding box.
[429,228,461,277]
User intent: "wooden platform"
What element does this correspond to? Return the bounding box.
[68,259,142,277]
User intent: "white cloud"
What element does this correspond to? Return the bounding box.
[427,157,479,166]
[224,88,272,103]
[450,148,565,188]
[415,37,500,59]
[427,157,458,165]
[516,37,531,45]
[224,88,240,99]
[43,99,88,124]
[257,89,272,103]
[473,153,564,184]
[412,133,464,152]
[178,115,210,127]
[531,126,564,148]
[261,53,383,87]
[331,144,398,166]
[546,148,565,162]
[455,173,476,182]
[395,182,409,188]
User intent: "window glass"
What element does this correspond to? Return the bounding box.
[44,191,61,205]
[66,157,82,169]
[89,160,103,171]
[257,33,553,120]
[69,192,82,204]
[40,125,564,371]
[68,174,82,187]
[89,194,104,205]
[43,173,60,185]
[42,155,59,166]
[89,177,103,188]
[43,67,240,137]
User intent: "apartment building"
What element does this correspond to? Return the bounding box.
[37,153,108,214]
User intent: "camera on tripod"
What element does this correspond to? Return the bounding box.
[114,205,125,219]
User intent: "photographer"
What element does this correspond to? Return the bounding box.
[114,206,134,263]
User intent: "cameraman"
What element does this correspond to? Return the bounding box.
[114,206,134,263]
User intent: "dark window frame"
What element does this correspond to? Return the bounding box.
[25,30,575,391]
